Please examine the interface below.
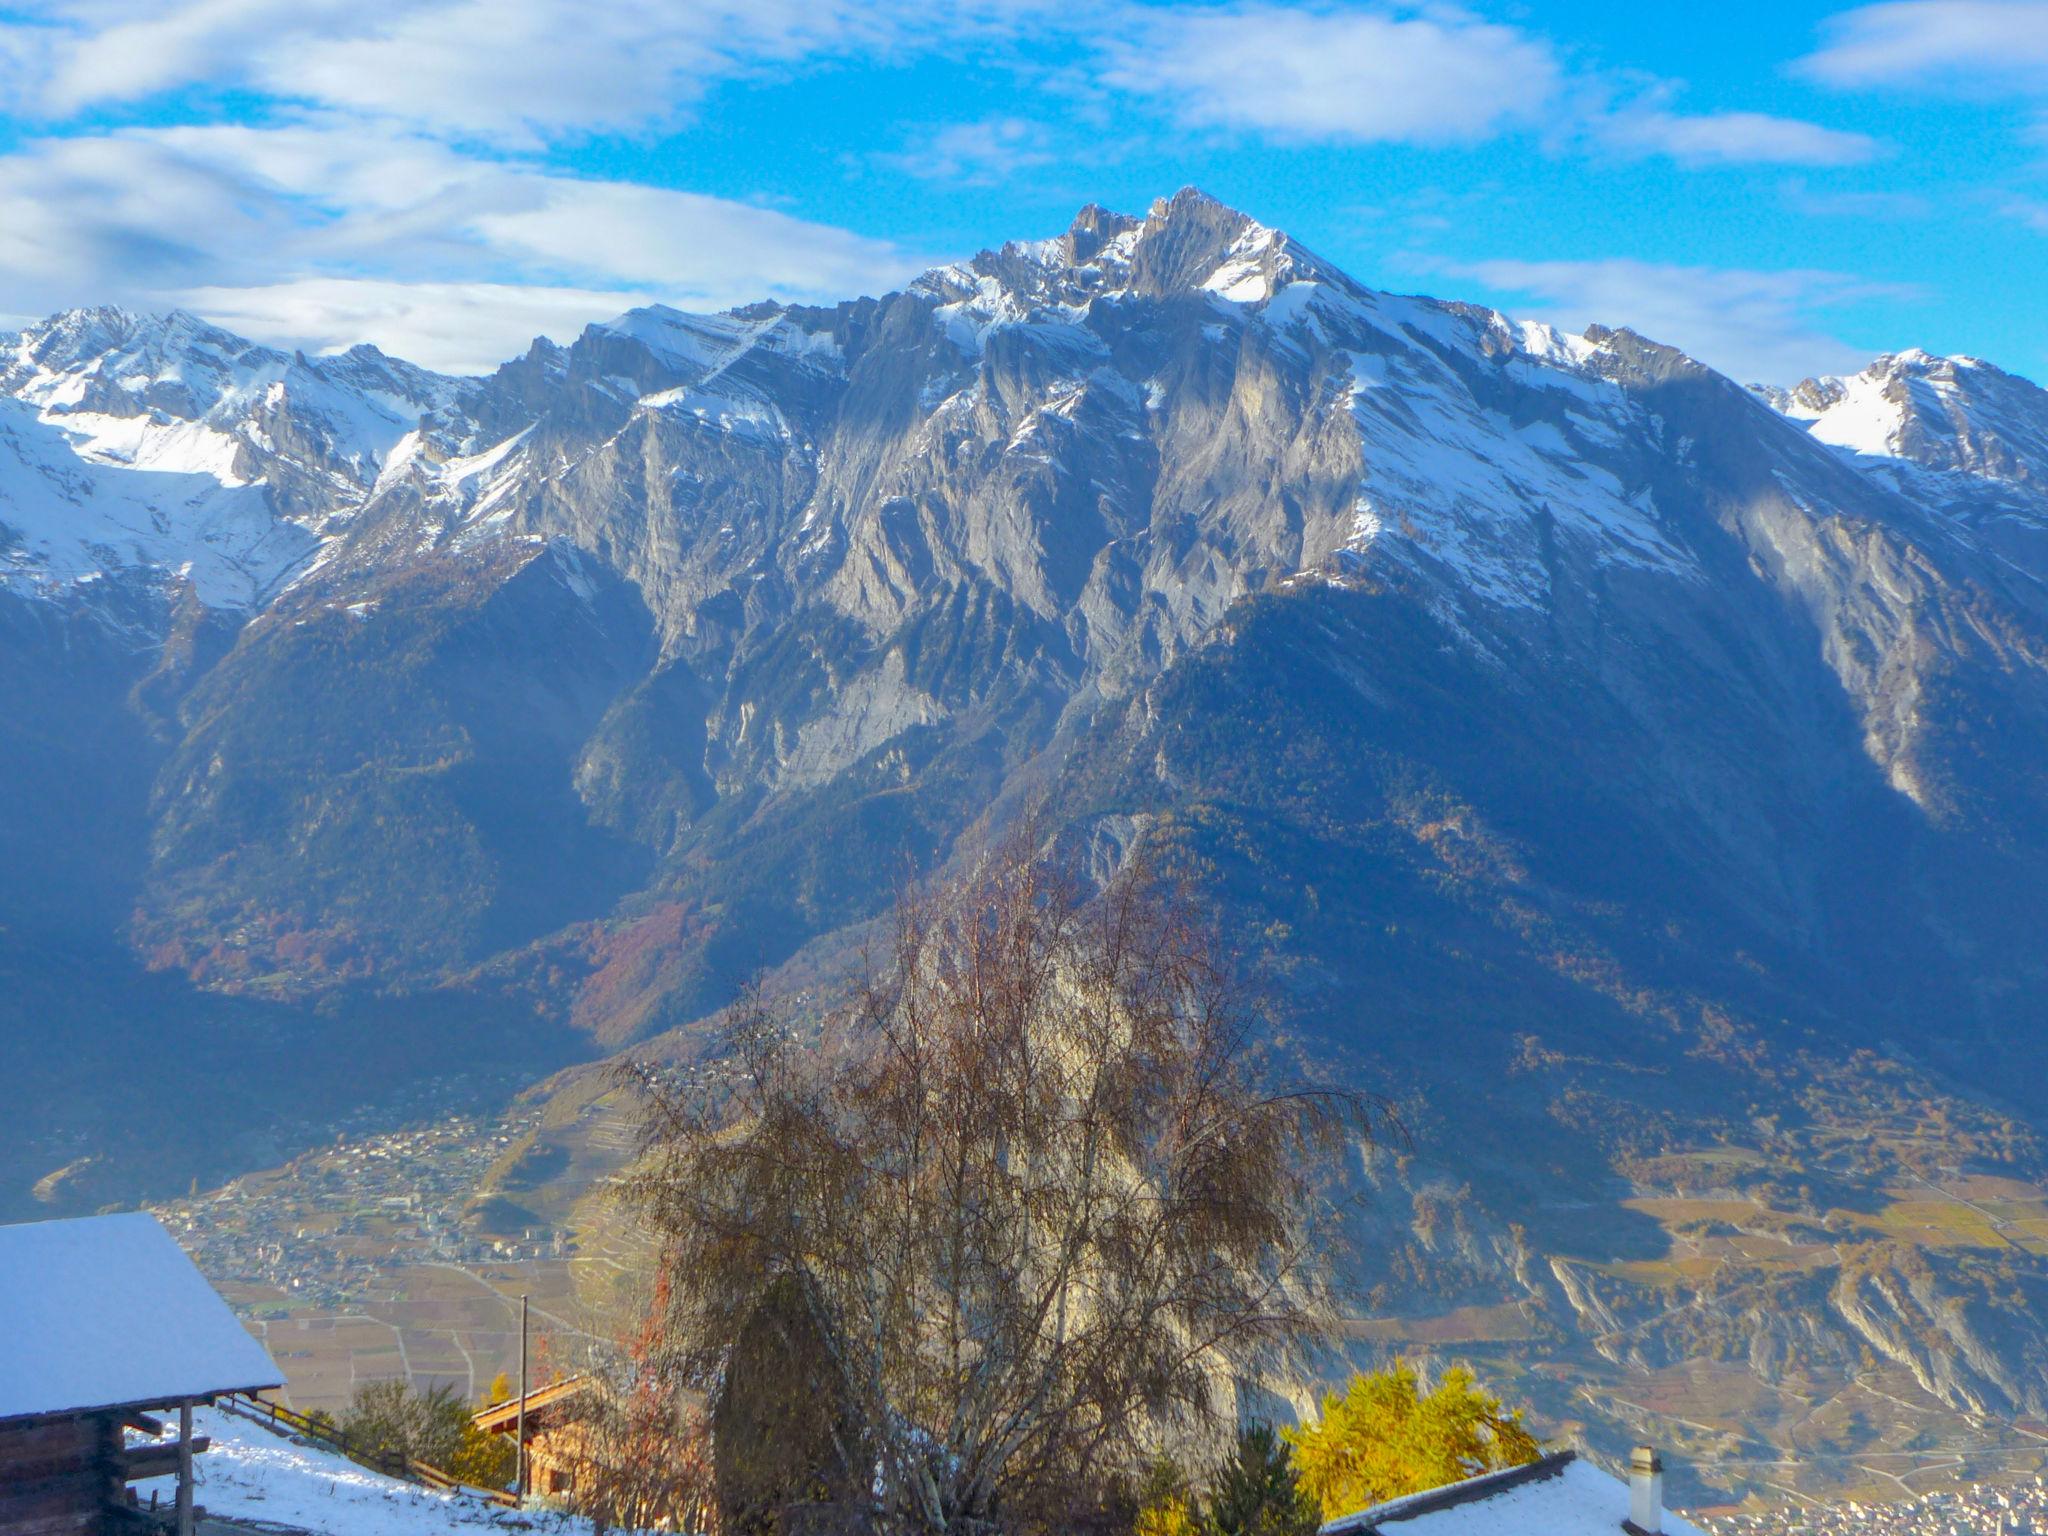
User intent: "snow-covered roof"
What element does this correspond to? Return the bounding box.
[0,1212,283,1423]
[1321,1452,1707,1536]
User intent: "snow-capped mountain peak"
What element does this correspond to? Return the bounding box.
[1763,348,2048,493]
[5,195,2047,632]
[5,306,460,484]
[909,186,1337,340]
[0,308,465,607]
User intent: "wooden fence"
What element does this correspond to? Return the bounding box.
[215,1392,520,1507]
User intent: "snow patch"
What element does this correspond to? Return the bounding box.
[131,1407,597,1536]
[1801,370,1904,459]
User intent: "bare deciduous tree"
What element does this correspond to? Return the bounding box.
[558,1389,717,1535]
[560,1275,721,1534]
[624,844,1375,1536]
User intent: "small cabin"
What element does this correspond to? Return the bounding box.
[1319,1446,1706,1536]
[0,1212,284,1536]
[471,1377,597,1499]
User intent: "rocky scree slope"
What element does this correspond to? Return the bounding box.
[7,189,2048,1495]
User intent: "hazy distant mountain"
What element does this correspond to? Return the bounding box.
[8,190,2048,1499]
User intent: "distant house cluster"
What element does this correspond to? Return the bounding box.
[1708,1478,2048,1536]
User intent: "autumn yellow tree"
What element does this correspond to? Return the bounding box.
[1132,1456,1202,1536]
[1284,1362,1539,1520]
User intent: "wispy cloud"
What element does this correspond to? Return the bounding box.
[0,0,1005,362]
[1602,109,1881,167]
[21,0,1024,141]
[1780,177,1933,219]
[1798,1,2048,91]
[0,121,923,370]
[1093,3,1876,170]
[2003,194,2048,233]
[881,118,1060,186]
[1100,5,1561,146]
[1456,256,1910,384]
[175,279,657,374]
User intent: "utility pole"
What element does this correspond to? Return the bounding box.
[175,1402,194,1536]
[515,1293,529,1505]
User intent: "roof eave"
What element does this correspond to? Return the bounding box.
[0,1378,286,1430]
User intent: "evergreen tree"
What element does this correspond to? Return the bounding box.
[1208,1425,1318,1536]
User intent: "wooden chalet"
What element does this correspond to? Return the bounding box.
[0,1213,283,1536]
[471,1376,596,1499]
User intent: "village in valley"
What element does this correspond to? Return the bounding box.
[1713,1479,2048,1535]
[153,1112,562,1304]
[137,1086,642,1413]
[14,1017,2046,1536]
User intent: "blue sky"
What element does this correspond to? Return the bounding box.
[0,1,2042,381]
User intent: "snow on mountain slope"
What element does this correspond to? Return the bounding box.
[1757,349,2048,589]
[131,1407,594,1536]
[0,308,463,606]
[7,192,2047,644]
[1766,364,1905,459]
[594,302,842,378]
[6,309,460,490]
[1314,288,1696,609]
[0,394,317,606]
[1763,350,2048,498]
[891,190,1699,642]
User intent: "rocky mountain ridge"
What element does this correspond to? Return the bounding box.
[6,188,2048,1502]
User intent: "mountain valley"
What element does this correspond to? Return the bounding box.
[7,189,2048,1508]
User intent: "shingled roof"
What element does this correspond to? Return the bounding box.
[0,1211,283,1424]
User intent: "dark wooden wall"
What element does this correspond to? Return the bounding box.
[0,1413,123,1536]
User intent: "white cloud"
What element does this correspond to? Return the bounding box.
[469,181,927,299]
[261,0,861,145]
[175,279,652,374]
[1457,256,1904,384]
[2004,194,2048,233]
[1091,4,1875,169]
[0,134,280,290]
[35,0,342,114]
[1781,178,1933,219]
[0,0,959,368]
[1799,1,2048,91]
[1606,109,1880,167]
[883,118,1059,186]
[1102,4,1562,145]
[23,0,1037,140]
[0,121,922,370]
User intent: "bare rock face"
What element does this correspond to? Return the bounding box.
[7,182,2048,1095]
[8,190,2048,1496]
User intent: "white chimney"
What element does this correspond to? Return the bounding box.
[1627,1446,1664,1535]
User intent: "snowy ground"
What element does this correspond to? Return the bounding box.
[131,1406,593,1536]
